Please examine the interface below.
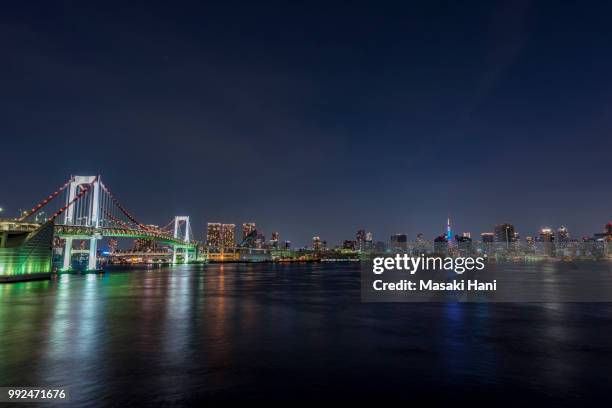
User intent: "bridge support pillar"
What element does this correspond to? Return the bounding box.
[172,245,177,265]
[62,237,73,271]
[88,237,98,270]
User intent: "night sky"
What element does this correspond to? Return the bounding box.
[1,1,611,246]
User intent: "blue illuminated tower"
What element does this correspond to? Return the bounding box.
[446,215,452,242]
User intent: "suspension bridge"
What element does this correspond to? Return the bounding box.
[17,175,198,271]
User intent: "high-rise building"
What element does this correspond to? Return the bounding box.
[462,232,471,239]
[133,237,155,252]
[270,232,280,249]
[374,241,387,252]
[356,229,366,251]
[207,223,223,247]
[539,228,554,242]
[283,240,291,250]
[556,226,569,243]
[313,236,322,251]
[343,240,356,250]
[433,235,449,255]
[390,234,408,252]
[221,224,236,248]
[364,232,373,251]
[494,223,516,243]
[456,234,473,256]
[481,232,495,243]
[594,222,612,241]
[254,233,265,249]
[108,238,118,254]
[242,223,256,240]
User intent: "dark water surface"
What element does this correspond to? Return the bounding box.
[1,263,612,406]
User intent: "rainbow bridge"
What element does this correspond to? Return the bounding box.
[12,175,198,272]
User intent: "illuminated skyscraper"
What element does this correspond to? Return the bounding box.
[446,216,452,242]
[242,223,256,240]
[434,234,449,255]
[557,226,569,243]
[595,222,612,241]
[390,234,408,252]
[221,224,236,248]
[356,229,366,251]
[343,240,356,250]
[254,233,265,249]
[270,232,280,249]
[133,237,155,252]
[539,228,554,242]
[313,236,322,251]
[207,223,223,247]
[108,238,118,253]
[539,227,555,257]
[365,232,373,251]
[494,223,516,243]
[481,232,494,243]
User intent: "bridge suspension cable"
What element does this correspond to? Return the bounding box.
[18,178,72,221]
[48,183,92,222]
[99,183,154,232]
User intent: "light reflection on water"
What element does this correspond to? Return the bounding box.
[0,262,611,405]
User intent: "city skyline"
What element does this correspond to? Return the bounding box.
[200,217,610,248]
[2,199,610,248]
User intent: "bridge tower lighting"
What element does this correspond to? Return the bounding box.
[62,175,102,271]
[172,216,191,264]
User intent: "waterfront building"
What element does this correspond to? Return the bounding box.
[594,222,612,241]
[494,223,516,243]
[313,236,322,251]
[207,223,223,247]
[255,233,265,249]
[539,228,554,242]
[221,224,236,248]
[433,235,449,255]
[133,237,156,252]
[270,232,280,249]
[539,227,555,257]
[456,234,473,256]
[108,238,118,253]
[343,240,356,250]
[390,234,408,252]
[356,229,366,251]
[364,232,373,251]
[481,232,494,243]
[242,223,256,240]
[374,241,387,253]
[557,226,569,243]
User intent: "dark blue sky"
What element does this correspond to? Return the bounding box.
[1,0,611,245]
